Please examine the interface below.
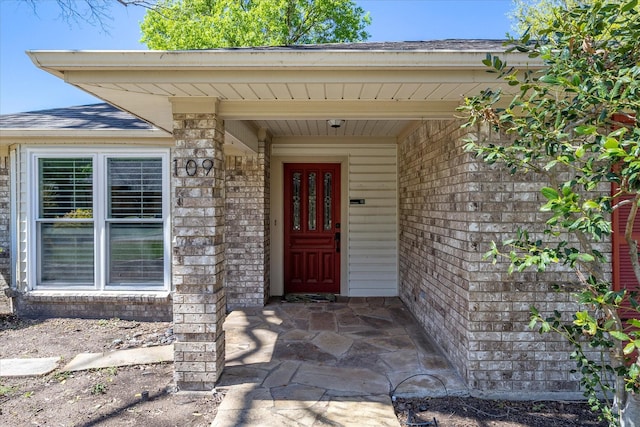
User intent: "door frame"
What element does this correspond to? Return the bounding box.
[270,155,348,297]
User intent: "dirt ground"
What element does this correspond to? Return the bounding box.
[0,291,606,427]
[393,397,606,427]
[0,313,222,427]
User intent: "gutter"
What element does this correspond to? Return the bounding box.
[26,49,543,72]
[0,129,170,139]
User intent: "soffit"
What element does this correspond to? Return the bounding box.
[28,48,537,137]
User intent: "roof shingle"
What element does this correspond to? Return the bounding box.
[0,103,154,130]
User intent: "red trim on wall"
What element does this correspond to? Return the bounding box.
[610,113,638,319]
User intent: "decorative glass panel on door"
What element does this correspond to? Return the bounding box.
[292,172,301,231]
[308,172,317,231]
[324,172,333,230]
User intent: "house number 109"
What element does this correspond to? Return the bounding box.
[173,159,214,177]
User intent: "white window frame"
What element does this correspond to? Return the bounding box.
[27,147,171,292]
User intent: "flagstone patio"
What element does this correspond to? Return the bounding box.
[212,297,468,426]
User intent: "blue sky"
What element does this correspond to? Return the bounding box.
[0,0,514,114]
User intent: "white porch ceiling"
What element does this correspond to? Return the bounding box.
[252,119,410,138]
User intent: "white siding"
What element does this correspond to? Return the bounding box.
[272,144,397,297]
[17,146,28,289]
[347,148,397,296]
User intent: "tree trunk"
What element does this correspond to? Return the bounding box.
[620,391,640,427]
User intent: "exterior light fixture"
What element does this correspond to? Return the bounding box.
[328,119,344,128]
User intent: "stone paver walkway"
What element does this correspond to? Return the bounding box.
[213,297,468,426]
[63,345,174,372]
[0,346,174,377]
[0,356,60,377]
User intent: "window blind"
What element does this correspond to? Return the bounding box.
[107,158,164,286]
[108,158,162,219]
[39,158,93,219]
[38,158,94,285]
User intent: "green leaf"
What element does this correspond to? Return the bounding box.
[630,363,640,380]
[539,75,558,84]
[140,0,372,49]
[582,200,599,210]
[623,342,636,355]
[575,125,596,135]
[622,0,638,13]
[576,253,595,263]
[609,127,627,138]
[541,187,559,200]
[609,331,630,341]
[492,56,503,70]
[628,319,640,329]
[540,321,551,333]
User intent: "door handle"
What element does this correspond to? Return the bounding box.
[335,232,341,253]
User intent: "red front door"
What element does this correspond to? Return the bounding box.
[284,163,341,294]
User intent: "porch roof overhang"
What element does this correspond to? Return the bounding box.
[27,44,541,141]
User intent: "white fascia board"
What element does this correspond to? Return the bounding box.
[27,49,541,73]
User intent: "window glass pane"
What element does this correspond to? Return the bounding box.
[39,158,93,219]
[324,172,332,230]
[292,172,301,231]
[308,172,316,231]
[108,223,164,285]
[39,223,94,284]
[108,158,162,218]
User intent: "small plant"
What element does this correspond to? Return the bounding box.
[96,318,120,327]
[23,391,33,398]
[0,384,18,397]
[104,366,118,377]
[531,403,546,412]
[54,371,71,382]
[91,383,107,395]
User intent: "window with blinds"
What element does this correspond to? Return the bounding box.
[38,158,94,285]
[108,159,162,219]
[107,159,164,285]
[32,152,168,291]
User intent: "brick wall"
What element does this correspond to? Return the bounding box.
[172,112,226,391]
[398,120,588,398]
[13,293,172,321]
[224,140,270,309]
[398,120,474,381]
